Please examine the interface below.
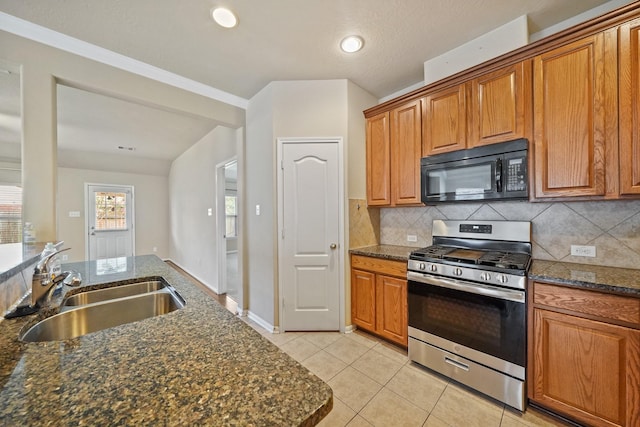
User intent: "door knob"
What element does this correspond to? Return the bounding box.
[330,243,337,249]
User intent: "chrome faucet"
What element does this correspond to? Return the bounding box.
[31,247,71,308]
[4,247,82,319]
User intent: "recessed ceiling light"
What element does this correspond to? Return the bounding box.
[340,35,364,53]
[212,7,238,28]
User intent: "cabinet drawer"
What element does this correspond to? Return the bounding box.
[533,282,640,326]
[351,255,406,278]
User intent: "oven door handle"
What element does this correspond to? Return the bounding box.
[407,271,525,303]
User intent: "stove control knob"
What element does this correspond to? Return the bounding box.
[480,272,491,281]
[419,263,426,271]
[497,274,508,284]
[453,268,462,276]
[429,264,437,272]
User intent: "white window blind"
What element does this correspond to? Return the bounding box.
[0,185,22,244]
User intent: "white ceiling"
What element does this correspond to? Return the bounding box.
[57,85,219,161]
[0,0,630,168]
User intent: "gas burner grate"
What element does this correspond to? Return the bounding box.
[478,251,530,270]
[411,246,455,259]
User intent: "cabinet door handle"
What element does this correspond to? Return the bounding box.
[445,356,470,371]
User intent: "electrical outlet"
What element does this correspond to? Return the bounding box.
[570,245,596,257]
[407,234,418,242]
[207,208,212,216]
[153,247,157,252]
[256,204,261,216]
[61,254,69,261]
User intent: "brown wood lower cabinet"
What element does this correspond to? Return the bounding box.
[529,281,640,427]
[351,255,407,347]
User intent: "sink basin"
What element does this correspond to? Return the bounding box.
[19,288,185,342]
[63,280,167,306]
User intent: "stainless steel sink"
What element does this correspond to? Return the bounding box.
[63,280,167,306]
[19,287,185,342]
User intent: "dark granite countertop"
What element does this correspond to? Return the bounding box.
[529,259,640,297]
[0,242,47,283]
[349,246,640,298]
[349,244,416,262]
[0,255,332,426]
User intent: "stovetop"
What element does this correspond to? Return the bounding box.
[407,220,532,287]
[410,245,530,271]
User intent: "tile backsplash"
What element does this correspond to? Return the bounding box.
[371,199,640,270]
[349,199,379,248]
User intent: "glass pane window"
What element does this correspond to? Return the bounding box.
[95,191,127,231]
[225,195,237,238]
[0,185,22,244]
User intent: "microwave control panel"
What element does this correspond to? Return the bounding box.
[506,157,527,192]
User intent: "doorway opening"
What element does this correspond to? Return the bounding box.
[216,159,241,311]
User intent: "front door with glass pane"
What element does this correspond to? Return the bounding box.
[86,184,134,261]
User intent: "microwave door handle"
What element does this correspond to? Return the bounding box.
[495,158,503,192]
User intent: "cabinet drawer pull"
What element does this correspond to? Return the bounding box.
[445,356,470,371]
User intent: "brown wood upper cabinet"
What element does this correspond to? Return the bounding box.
[366,111,391,205]
[532,31,615,199]
[619,17,640,196]
[366,99,422,206]
[423,61,531,156]
[422,84,467,155]
[469,61,531,148]
[365,5,640,203]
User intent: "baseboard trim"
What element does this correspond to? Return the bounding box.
[164,259,220,294]
[344,324,356,334]
[247,311,275,333]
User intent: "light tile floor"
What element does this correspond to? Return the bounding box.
[167,262,570,427]
[239,319,570,427]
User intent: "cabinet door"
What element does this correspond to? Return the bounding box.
[422,85,467,156]
[366,112,391,206]
[391,99,422,205]
[531,308,640,427]
[619,18,640,196]
[351,269,376,332]
[469,61,531,147]
[533,33,608,198]
[375,274,407,346]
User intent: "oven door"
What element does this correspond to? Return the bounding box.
[407,271,526,369]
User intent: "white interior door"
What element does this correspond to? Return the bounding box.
[279,139,341,331]
[86,184,134,261]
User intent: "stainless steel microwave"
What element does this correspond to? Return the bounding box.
[420,139,528,204]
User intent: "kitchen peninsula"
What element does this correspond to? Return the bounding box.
[0,254,332,426]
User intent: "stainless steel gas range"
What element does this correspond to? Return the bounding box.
[407,219,531,411]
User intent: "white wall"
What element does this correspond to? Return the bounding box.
[245,79,374,328]
[347,81,377,199]
[169,126,238,292]
[57,167,169,262]
[245,84,276,325]
[0,30,244,243]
